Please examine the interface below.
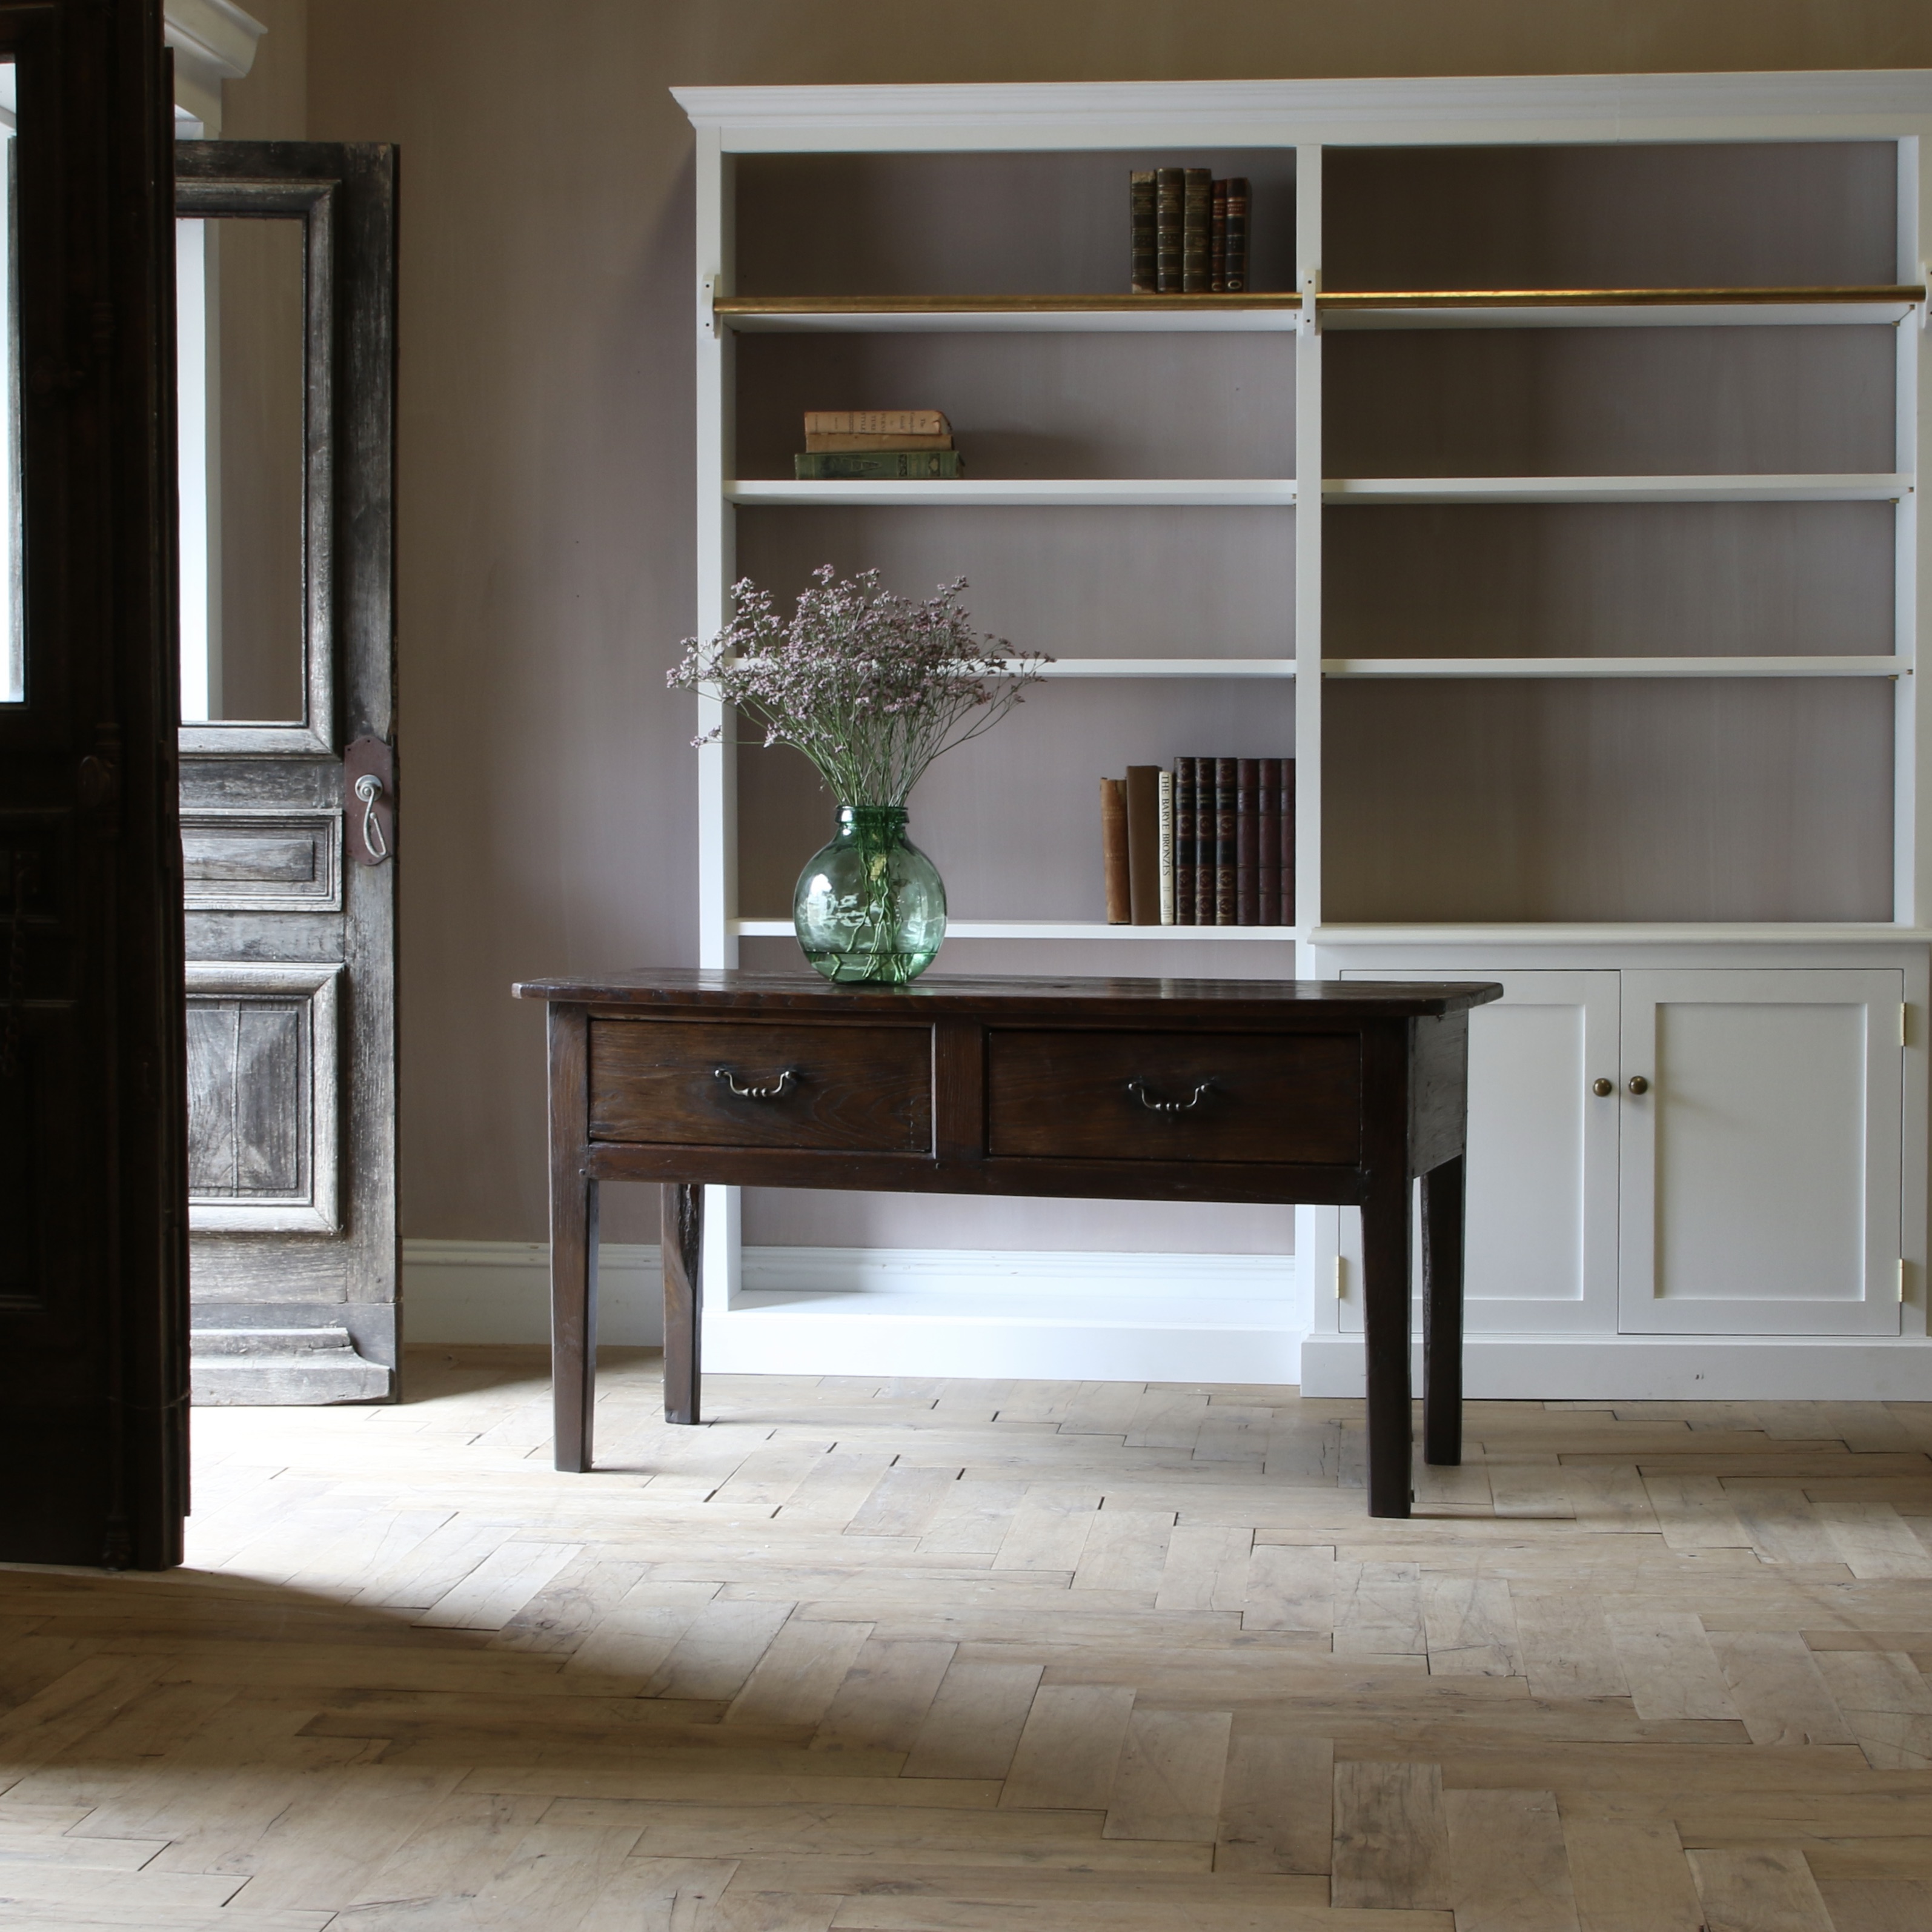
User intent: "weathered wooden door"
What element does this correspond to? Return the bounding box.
[0,0,188,1567]
[174,142,399,1403]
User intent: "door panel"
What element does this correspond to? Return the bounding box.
[0,1,189,1567]
[1339,970,1619,1333]
[1619,968,1902,1335]
[176,142,397,1401]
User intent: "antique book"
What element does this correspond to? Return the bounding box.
[1280,757,1296,924]
[805,431,953,452]
[1214,755,1238,926]
[1158,768,1175,925]
[794,451,965,480]
[804,410,949,437]
[1130,170,1157,293]
[1193,755,1217,925]
[1154,168,1183,292]
[1173,757,1197,926]
[1223,178,1250,293]
[1257,756,1283,925]
[1101,778,1130,924]
[1125,765,1163,926]
[1210,178,1228,291]
[1236,757,1261,925]
[1181,168,1212,292]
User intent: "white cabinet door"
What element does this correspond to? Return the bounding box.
[1339,970,1621,1333]
[1618,969,1903,1336]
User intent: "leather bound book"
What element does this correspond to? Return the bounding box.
[1210,179,1228,292]
[1223,178,1249,293]
[794,451,966,480]
[1101,778,1130,925]
[1281,757,1296,926]
[1236,757,1260,925]
[1191,757,1216,925]
[1214,756,1238,926]
[805,431,953,453]
[1130,170,1156,293]
[1181,169,1212,292]
[1173,757,1197,925]
[1125,765,1163,926]
[1155,169,1183,293]
[1158,769,1175,925]
[1257,756,1282,925]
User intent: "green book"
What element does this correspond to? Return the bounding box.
[794,450,966,480]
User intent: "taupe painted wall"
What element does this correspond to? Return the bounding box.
[215,2,1932,1249]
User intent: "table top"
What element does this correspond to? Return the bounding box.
[513,968,1503,1020]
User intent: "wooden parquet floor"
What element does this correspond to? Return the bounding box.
[4,1352,1932,1929]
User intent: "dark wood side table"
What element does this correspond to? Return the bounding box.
[512,970,1502,1518]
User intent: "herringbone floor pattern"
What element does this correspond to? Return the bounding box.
[3,1350,1932,1929]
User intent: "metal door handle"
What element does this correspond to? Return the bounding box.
[1627,1075,1649,1095]
[354,774,389,862]
[715,1066,796,1100]
[1592,1078,1613,1097]
[1127,1078,1213,1114]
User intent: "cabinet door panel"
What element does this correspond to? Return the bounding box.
[1339,969,1619,1333]
[1619,969,1902,1335]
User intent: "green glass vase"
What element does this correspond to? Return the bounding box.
[793,805,947,984]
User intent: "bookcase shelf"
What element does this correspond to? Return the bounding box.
[732,919,1301,941]
[1325,474,1910,506]
[725,479,1298,508]
[1323,656,1907,680]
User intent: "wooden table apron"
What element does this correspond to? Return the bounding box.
[514,972,1502,1519]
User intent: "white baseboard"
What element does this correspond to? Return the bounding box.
[1301,1332,1932,1401]
[401,1240,1303,1382]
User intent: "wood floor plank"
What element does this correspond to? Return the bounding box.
[847,1467,963,1540]
[1810,1650,1932,1768]
[992,1490,1101,1575]
[901,1660,1045,1781]
[1154,1524,1252,1615]
[726,1619,875,1728]
[1705,1630,1858,1746]
[1421,1574,1523,1678]
[1687,1845,1837,1932]
[998,1684,1137,1811]
[1330,1759,1451,1910]
[1510,1588,1628,1702]
[1605,1613,1739,1721]
[1101,1708,1232,1841]
[1818,1501,1932,1579]
[1213,1734,1332,1874]
[809,1638,957,1755]
[1560,1814,1706,1932]
[1334,1562,1425,1656]
[1072,1509,1176,1595]
[1241,1545,1335,1635]
[648,1598,799,1702]
[1445,1787,1580,1931]
[1810,1876,1932,1931]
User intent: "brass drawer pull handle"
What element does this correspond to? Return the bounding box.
[714,1066,797,1101]
[1127,1077,1213,1115]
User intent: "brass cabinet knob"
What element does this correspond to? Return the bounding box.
[1628,1075,1650,1095]
[1592,1078,1613,1097]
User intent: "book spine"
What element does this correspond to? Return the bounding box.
[1158,769,1175,925]
[1257,757,1282,925]
[1154,169,1183,293]
[1101,778,1130,925]
[1181,168,1211,293]
[1281,758,1296,926]
[1214,757,1238,926]
[1236,757,1260,925]
[1223,178,1249,293]
[1130,170,1156,294]
[1210,179,1227,293]
[794,451,966,480]
[804,431,953,453]
[1173,757,1197,926]
[1195,758,1217,925]
[803,410,949,437]
[1125,765,1163,926]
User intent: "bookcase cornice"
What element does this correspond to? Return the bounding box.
[672,71,1932,149]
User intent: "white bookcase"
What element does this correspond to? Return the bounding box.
[674,72,1932,1395]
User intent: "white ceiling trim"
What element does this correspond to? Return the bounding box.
[165,0,265,136]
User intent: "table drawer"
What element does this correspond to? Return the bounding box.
[986,1029,1361,1165]
[589,1018,932,1152]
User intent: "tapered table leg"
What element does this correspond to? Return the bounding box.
[662,1181,703,1425]
[1422,1154,1466,1467]
[1361,1172,1414,1517]
[547,1004,597,1472]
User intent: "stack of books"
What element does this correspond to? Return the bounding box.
[794,410,966,480]
[1101,759,1294,926]
[1129,171,1250,294]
